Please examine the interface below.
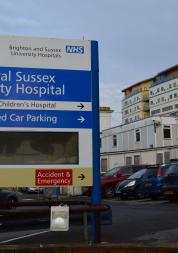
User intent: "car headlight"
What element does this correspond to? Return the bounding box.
[124,180,136,188]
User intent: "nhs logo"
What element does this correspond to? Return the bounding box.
[66,45,84,54]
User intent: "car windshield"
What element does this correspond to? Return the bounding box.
[165,164,178,175]
[144,167,158,178]
[102,167,121,177]
[128,169,147,179]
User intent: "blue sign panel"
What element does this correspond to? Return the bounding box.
[0,109,92,128]
[0,67,92,102]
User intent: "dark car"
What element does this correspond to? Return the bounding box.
[115,166,160,199]
[0,188,19,209]
[115,168,147,199]
[163,163,178,202]
[20,187,44,194]
[102,164,153,198]
[83,164,150,198]
[141,164,170,199]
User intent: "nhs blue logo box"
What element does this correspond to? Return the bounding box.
[66,45,84,54]
[0,36,99,188]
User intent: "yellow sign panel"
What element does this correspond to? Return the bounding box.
[0,168,92,187]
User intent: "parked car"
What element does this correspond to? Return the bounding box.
[20,187,44,194]
[83,164,150,198]
[116,168,147,199]
[141,164,170,199]
[115,165,160,199]
[101,164,153,198]
[163,162,178,202]
[0,188,19,209]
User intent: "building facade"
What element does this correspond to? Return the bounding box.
[150,65,178,117]
[100,116,178,172]
[122,78,153,124]
[100,106,113,132]
[122,65,178,124]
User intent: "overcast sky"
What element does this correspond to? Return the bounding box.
[0,0,178,126]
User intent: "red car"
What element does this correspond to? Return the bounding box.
[83,164,151,198]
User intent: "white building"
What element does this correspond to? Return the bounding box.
[100,106,113,131]
[100,116,178,172]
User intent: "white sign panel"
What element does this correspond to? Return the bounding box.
[0,35,95,187]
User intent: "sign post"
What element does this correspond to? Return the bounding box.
[91,41,101,243]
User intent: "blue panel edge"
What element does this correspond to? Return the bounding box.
[91,40,100,205]
[91,40,101,243]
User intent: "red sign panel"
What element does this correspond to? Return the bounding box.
[35,169,72,186]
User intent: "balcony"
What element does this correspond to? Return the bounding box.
[142,94,149,101]
[143,104,150,111]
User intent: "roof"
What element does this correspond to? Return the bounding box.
[157,64,178,76]
[100,106,114,113]
[122,77,154,92]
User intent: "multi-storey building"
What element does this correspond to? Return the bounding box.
[122,78,153,124]
[150,65,178,117]
[101,64,178,172]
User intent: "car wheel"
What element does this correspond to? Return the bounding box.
[137,192,144,199]
[7,197,17,209]
[120,195,128,200]
[168,197,177,203]
[103,185,115,198]
[150,195,159,200]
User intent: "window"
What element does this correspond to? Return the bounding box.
[126,157,132,165]
[170,94,173,99]
[101,158,108,173]
[134,155,140,165]
[135,129,140,142]
[162,105,173,112]
[163,125,171,139]
[151,109,160,115]
[174,93,178,98]
[0,132,79,164]
[144,167,158,178]
[164,152,170,163]
[120,166,133,175]
[112,135,117,147]
[156,153,163,165]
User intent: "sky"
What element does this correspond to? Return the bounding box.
[0,0,178,126]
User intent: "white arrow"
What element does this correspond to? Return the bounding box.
[77,116,85,123]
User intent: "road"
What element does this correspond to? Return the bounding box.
[1,198,178,245]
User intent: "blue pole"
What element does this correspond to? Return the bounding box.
[91,40,101,243]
